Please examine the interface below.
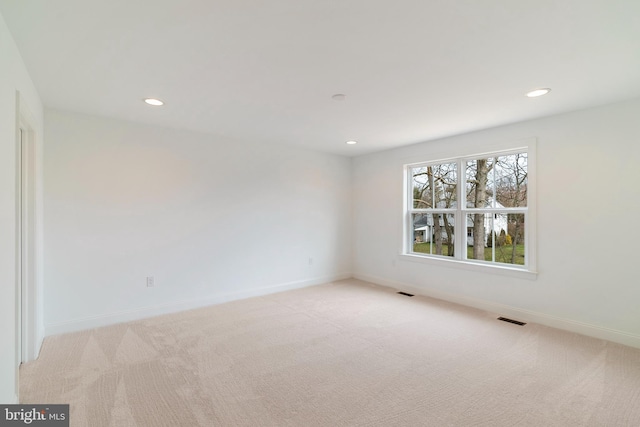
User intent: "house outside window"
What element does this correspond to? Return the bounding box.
[404,143,536,275]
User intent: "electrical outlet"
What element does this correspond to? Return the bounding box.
[146,276,154,287]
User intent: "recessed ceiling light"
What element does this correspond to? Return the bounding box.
[346,140,357,145]
[332,94,346,101]
[526,88,551,98]
[144,98,164,106]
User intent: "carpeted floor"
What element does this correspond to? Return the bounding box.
[20,279,640,426]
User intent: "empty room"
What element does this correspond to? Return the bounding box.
[2,1,640,426]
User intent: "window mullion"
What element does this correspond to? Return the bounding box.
[456,158,464,260]
[491,214,496,262]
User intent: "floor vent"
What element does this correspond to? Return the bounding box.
[498,317,526,326]
[397,291,415,297]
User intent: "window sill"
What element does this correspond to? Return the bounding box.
[399,253,538,280]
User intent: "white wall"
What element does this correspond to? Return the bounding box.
[353,98,640,348]
[43,110,352,334]
[0,13,44,403]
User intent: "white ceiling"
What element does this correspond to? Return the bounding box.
[2,0,640,156]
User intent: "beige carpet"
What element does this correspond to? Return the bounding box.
[21,279,640,426]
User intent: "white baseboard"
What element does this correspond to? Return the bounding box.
[354,273,640,350]
[45,273,351,336]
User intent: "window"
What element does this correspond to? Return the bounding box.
[405,145,535,273]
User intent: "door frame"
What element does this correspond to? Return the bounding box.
[15,91,39,367]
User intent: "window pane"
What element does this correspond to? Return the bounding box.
[412,213,455,257]
[412,163,457,209]
[412,167,429,208]
[465,213,526,266]
[497,213,526,266]
[465,213,491,260]
[466,158,495,208]
[494,153,528,208]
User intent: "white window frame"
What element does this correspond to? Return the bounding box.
[401,141,537,279]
